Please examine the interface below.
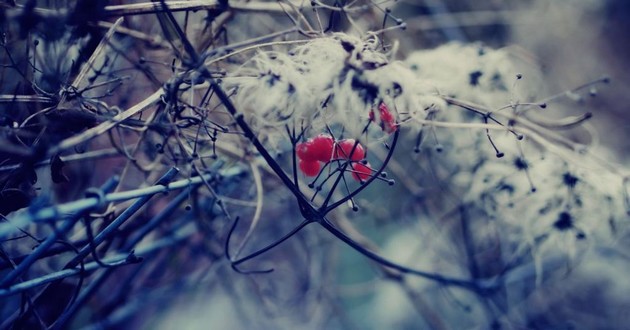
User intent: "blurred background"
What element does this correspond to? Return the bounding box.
[1,0,629,329]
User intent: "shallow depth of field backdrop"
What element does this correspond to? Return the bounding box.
[1,0,630,329]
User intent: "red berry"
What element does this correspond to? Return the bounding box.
[299,159,321,177]
[351,162,372,182]
[296,141,318,162]
[335,139,365,161]
[380,104,397,133]
[379,103,394,122]
[369,103,397,134]
[310,134,334,162]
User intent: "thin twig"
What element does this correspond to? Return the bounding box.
[0,178,119,287]
[232,161,265,259]
[0,225,195,298]
[52,89,163,153]
[0,165,243,238]
[0,95,55,104]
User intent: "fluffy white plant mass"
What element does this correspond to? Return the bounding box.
[404,43,629,259]
[226,34,628,265]
[361,42,629,329]
[225,34,443,138]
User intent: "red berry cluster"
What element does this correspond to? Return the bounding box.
[369,103,397,134]
[296,134,372,182]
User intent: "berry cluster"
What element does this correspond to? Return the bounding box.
[369,103,397,134]
[296,134,372,182]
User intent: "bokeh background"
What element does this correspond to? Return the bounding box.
[1,0,630,329]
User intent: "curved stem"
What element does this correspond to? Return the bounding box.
[320,161,350,209]
[318,217,488,292]
[323,129,400,214]
[320,122,373,209]
[152,2,304,202]
[231,219,313,267]
[204,75,305,201]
